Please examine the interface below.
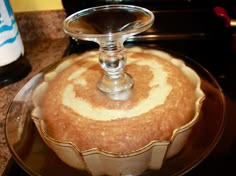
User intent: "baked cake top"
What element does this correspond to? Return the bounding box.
[32,47,202,153]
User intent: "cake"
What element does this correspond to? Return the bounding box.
[31,47,205,176]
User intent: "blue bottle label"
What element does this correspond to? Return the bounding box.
[0,0,24,66]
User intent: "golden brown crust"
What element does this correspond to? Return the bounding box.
[40,49,195,154]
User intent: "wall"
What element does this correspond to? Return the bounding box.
[9,0,63,12]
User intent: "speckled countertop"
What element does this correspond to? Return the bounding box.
[0,10,70,175]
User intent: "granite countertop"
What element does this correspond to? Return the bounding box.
[0,10,70,175]
[0,37,70,175]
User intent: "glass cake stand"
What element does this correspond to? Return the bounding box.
[63,4,154,100]
[4,47,226,176]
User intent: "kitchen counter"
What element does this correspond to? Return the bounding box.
[0,37,70,175]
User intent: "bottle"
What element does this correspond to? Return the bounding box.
[0,0,31,88]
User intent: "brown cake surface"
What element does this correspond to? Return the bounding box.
[36,47,196,154]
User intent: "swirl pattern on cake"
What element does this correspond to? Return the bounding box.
[32,47,203,155]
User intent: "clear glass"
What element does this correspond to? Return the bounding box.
[63,5,154,100]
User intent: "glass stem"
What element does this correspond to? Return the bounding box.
[97,39,133,100]
[99,40,125,79]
